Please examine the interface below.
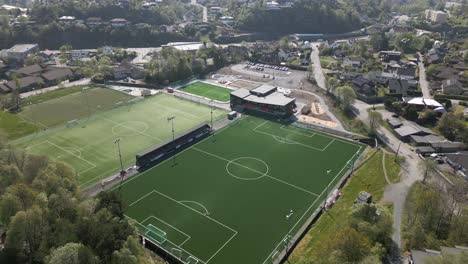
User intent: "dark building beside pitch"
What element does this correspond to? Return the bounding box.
[230,85,296,118]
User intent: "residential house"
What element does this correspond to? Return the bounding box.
[12,64,43,76]
[159,25,176,33]
[329,39,352,50]
[113,64,145,80]
[6,44,39,62]
[278,50,288,61]
[110,18,130,28]
[210,6,222,14]
[70,50,91,60]
[396,67,416,80]
[393,121,435,141]
[441,78,464,95]
[388,78,410,94]
[265,1,280,10]
[41,68,74,85]
[5,76,43,91]
[379,51,401,62]
[86,17,103,28]
[219,16,235,26]
[425,10,448,24]
[426,48,443,64]
[343,57,364,69]
[38,50,55,61]
[101,46,114,56]
[59,16,76,25]
[352,76,375,96]
[405,97,444,110]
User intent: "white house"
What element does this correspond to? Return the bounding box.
[110,18,130,28]
[59,16,76,25]
[101,46,113,56]
[265,1,280,10]
[70,50,90,59]
[278,50,288,61]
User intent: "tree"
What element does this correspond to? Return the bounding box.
[331,227,371,262]
[336,86,356,111]
[404,105,419,121]
[46,243,97,264]
[326,77,339,94]
[426,251,468,264]
[368,111,383,136]
[419,159,437,183]
[437,113,465,142]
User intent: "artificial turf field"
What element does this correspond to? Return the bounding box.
[14,92,225,188]
[180,82,232,102]
[115,116,364,264]
[19,87,134,128]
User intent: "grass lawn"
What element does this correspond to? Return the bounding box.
[115,116,364,264]
[0,110,39,140]
[385,152,402,183]
[289,149,388,262]
[20,86,85,107]
[18,87,134,128]
[14,93,226,188]
[181,82,232,102]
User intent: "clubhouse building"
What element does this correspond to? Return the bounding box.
[230,85,296,118]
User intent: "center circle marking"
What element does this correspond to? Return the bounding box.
[226,157,269,180]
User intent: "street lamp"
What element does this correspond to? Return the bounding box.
[285,209,294,253]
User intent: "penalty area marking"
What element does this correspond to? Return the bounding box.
[179,200,211,216]
[141,215,192,247]
[127,189,238,264]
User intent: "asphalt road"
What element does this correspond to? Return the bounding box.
[417,52,431,98]
[310,42,327,90]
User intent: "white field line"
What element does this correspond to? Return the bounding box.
[192,147,319,197]
[124,214,207,264]
[45,140,96,174]
[322,139,336,151]
[141,215,191,247]
[179,200,210,216]
[101,117,163,141]
[261,146,363,264]
[280,125,315,138]
[127,189,238,263]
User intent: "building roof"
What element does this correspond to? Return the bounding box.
[251,84,277,96]
[7,44,38,53]
[394,122,435,138]
[406,97,443,108]
[5,76,43,90]
[231,87,295,107]
[387,118,403,127]
[110,18,129,23]
[442,78,462,87]
[410,246,468,264]
[163,42,210,52]
[41,68,73,82]
[445,151,468,171]
[0,83,10,93]
[13,64,43,75]
[231,88,251,99]
[397,67,416,77]
[430,141,466,150]
[410,134,445,144]
[415,146,436,154]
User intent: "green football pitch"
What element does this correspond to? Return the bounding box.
[19,87,134,128]
[180,82,232,102]
[14,93,226,188]
[114,116,364,264]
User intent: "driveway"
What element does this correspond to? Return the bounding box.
[352,100,423,251]
[310,42,326,90]
[417,52,431,98]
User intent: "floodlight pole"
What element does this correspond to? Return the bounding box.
[168,116,176,165]
[210,100,214,129]
[115,138,125,210]
[285,209,294,254]
[395,142,401,162]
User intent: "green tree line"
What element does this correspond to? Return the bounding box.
[0,139,158,264]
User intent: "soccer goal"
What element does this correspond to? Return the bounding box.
[145,224,167,244]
